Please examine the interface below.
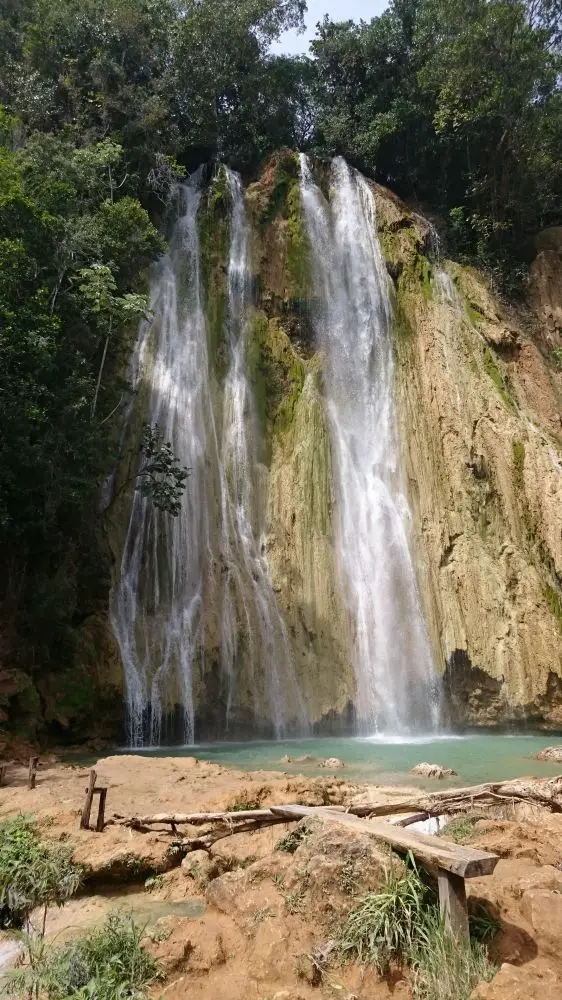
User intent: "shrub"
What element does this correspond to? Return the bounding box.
[0,815,81,927]
[3,912,159,999]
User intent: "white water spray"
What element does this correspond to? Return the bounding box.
[299,155,439,734]
[111,174,213,746]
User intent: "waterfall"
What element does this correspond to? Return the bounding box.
[111,173,213,746]
[111,167,308,745]
[299,155,438,734]
[217,169,309,737]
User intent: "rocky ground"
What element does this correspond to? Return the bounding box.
[1,755,562,999]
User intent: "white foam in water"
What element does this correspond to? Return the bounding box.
[358,733,471,745]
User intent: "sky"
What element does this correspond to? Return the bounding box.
[271,0,389,55]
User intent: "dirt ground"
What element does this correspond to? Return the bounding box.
[1,755,562,999]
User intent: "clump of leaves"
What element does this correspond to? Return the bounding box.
[136,424,189,516]
[4,912,159,1000]
[0,815,81,928]
[275,820,312,854]
[439,815,479,844]
[337,854,432,973]
[469,902,501,943]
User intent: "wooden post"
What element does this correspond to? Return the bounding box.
[80,769,97,829]
[95,788,107,832]
[438,868,469,940]
[0,763,7,787]
[28,756,39,790]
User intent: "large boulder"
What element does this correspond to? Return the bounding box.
[534,746,562,762]
[411,762,457,779]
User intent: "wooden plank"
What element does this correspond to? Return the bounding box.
[95,788,107,833]
[80,769,97,830]
[438,868,469,939]
[28,756,39,790]
[270,805,498,878]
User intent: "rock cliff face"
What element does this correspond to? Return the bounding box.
[190,152,562,734]
[382,199,562,727]
[5,152,561,744]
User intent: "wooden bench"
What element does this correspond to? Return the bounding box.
[271,804,499,939]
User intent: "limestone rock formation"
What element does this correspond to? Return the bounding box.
[377,186,562,729]
[411,762,457,779]
[534,746,562,762]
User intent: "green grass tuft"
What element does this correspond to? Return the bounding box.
[338,855,432,973]
[275,821,311,854]
[439,815,479,844]
[410,911,497,1000]
[337,853,498,998]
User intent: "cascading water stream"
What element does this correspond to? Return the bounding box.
[217,169,309,737]
[299,155,439,734]
[111,173,213,746]
[111,167,308,745]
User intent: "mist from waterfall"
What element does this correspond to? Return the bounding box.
[299,155,439,734]
[111,173,212,746]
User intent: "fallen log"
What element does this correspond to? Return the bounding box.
[348,775,562,817]
[176,815,289,851]
[113,809,279,828]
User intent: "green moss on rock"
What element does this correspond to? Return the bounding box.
[199,170,230,380]
[286,183,310,300]
[247,311,306,453]
[248,151,312,305]
[483,347,514,407]
[544,584,562,634]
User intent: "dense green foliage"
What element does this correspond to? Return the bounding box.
[0,815,81,927]
[312,0,561,276]
[0,0,559,739]
[3,912,158,999]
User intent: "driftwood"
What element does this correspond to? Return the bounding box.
[113,809,279,830]
[347,775,562,817]
[176,815,290,851]
[28,756,39,790]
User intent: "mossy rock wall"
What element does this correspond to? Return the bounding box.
[375,183,562,727]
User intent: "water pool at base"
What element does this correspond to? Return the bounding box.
[120,733,562,787]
